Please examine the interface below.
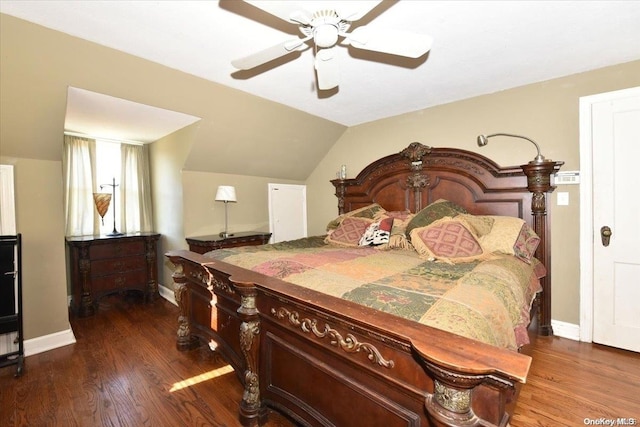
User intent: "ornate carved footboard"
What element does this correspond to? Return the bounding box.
[166,144,563,426]
[167,249,531,427]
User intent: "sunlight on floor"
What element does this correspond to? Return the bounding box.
[170,365,235,392]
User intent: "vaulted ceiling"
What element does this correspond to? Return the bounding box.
[2,1,640,179]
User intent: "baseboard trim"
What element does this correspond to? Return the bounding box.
[26,286,176,358]
[159,283,177,306]
[24,328,76,357]
[551,319,580,341]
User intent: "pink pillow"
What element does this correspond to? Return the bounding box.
[410,218,486,263]
[325,217,373,247]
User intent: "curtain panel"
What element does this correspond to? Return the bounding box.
[121,143,153,233]
[63,135,98,236]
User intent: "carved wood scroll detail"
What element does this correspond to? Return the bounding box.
[423,359,515,426]
[424,158,486,176]
[402,143,432,212]
[271,307,394,369]
[236,288,265,425]
[210,275,235,295]
[240,319,260,407]
[401,142,432,162]
[170,263,199,351]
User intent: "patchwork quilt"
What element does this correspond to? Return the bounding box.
[204,236,545,350]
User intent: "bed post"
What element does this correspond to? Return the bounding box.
[235,281,267,427]
[166,255,200,351]
[521,160,563,336]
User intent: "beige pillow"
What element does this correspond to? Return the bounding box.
[479,216,540,263]
[457,214,495,237]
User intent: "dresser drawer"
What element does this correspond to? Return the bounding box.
[90,240,145,259]
[91,256,147,277]
[91,270,147,294]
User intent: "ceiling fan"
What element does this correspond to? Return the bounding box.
[231,1,433,91]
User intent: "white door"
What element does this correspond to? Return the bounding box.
[268,184,307,243]
[583,87,640,352]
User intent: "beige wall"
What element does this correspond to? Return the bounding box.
[182,172,303,239]
[306,60,640,325]
[149,124,195,289]
[0,156,70,340]
[150,123,304,289]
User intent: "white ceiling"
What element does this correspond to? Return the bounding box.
[64,87,201,143]
[2,0,640,139]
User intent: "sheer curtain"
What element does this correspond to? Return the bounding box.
[63,135,98,236]
[121,143,153,232]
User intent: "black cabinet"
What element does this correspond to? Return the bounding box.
[0,234,23,376]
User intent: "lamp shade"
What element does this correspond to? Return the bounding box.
[215,185,237,202]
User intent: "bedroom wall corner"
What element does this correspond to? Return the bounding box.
[149,123,197,291]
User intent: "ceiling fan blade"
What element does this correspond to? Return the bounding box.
[243,1,311,24]
[335,1,382,21]
[347,27,433,58]
[232,39,310,70]
[314,47,339,90]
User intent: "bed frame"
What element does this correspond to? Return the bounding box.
[166,143,563,427]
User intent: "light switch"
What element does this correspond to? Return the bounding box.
[557,192,569,206]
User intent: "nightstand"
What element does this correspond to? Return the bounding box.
[186,231,272,254]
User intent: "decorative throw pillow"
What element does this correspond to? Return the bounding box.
[325,216,373,247]
[513,223,540,262]
[410,217,486,263]
[373,211,415,250]
[326,203,387,233]
[359,217,394,246]
[405,199,468,240]
[457,214,495,237]
[479,216,540,263]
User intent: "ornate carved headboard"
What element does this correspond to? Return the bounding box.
[331,142,563,335]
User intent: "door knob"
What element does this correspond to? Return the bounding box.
[600,226,612,247]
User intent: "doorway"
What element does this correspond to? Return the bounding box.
[268,183,307,243]
[579,86,640,352]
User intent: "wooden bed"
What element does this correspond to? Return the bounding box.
[166,143,563,427]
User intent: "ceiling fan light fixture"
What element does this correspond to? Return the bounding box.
[314,24,339,48]
[233,1,432,90]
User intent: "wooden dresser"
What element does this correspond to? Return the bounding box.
[66,232,160,317]
[185,231,271,254]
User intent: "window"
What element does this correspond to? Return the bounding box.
[63,135,153,237]
[95,140,122,235]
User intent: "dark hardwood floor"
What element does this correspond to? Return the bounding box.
[1,295,638,426]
